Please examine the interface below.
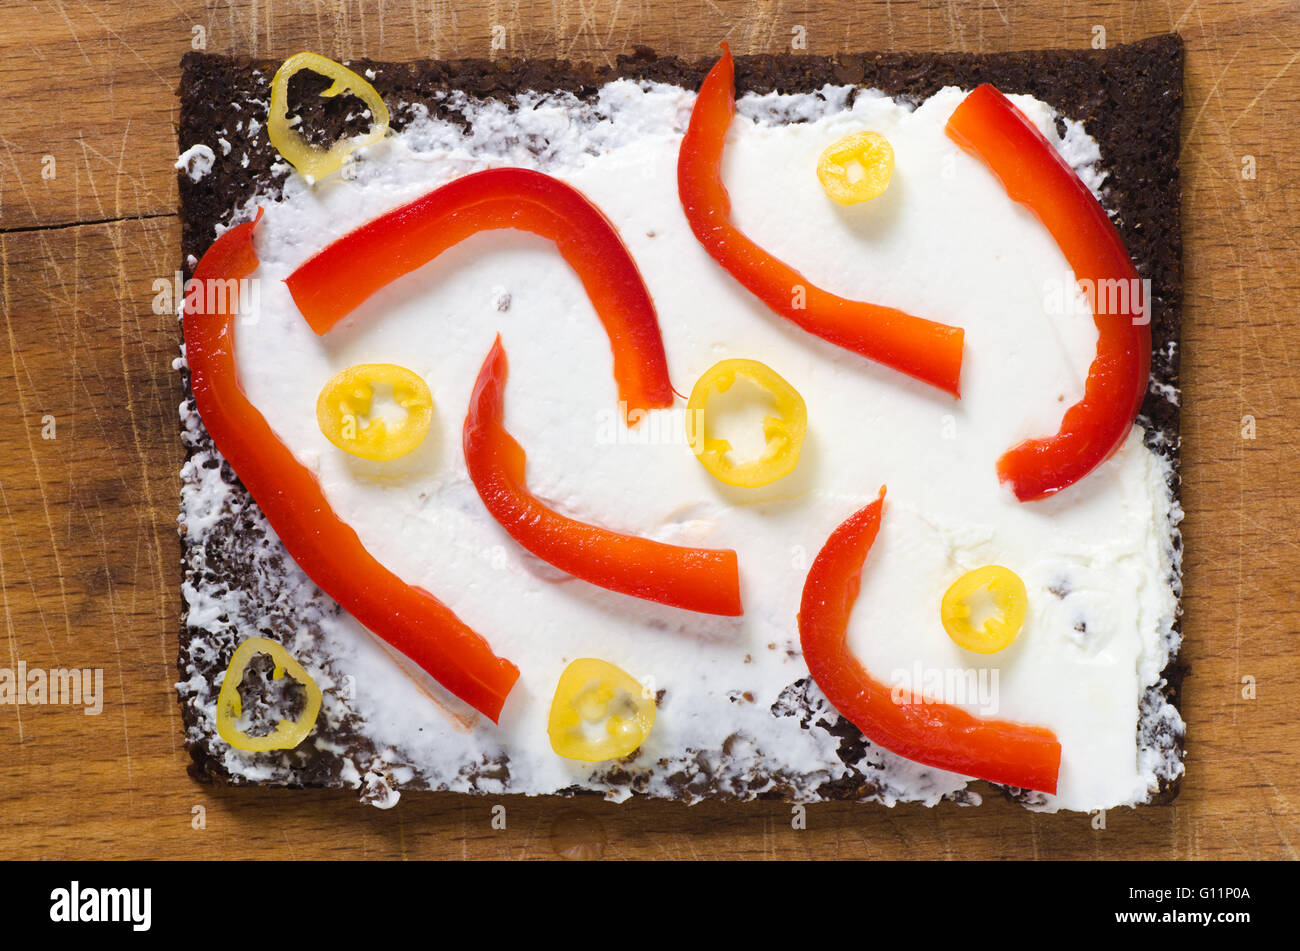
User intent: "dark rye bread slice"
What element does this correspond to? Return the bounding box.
[175,36,1185,806]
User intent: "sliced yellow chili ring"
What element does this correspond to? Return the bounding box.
[687,358,807,488]
[267,52,391,182]
[316,363,433,461]
[940,565,1028,654]
[547,658,656,762]
[216,637,323,752]
[816,131,894,205]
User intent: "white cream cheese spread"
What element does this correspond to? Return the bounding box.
[179,78,1182,811]
[175,143,216,182]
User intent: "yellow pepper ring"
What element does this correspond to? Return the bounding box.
[547,658,656,762]
[267,52,391,182]
[216,637,323,752]
[816,131,894,205]
[316,363,434,461]
[687,358,808,489]
[940,565,1028,654]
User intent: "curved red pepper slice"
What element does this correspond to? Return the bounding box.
[286,167,674,420]
[677,44,965,396]
[465,336,743,617]
[946,85,1151,501]
[798,488,1061,793]
[184,211,520,722]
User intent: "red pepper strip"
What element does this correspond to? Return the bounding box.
[184,211,520,722]
[677,45,965,396]
[286,167,674,421]
[946,85,1151,502]
[465,335,743,617]
[798,488,1061,793]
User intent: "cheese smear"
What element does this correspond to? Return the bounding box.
[183,79,1182,811]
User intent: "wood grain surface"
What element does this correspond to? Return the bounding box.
[0,0,1296,860]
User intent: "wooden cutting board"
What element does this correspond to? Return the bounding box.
[0,0,1296,860]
